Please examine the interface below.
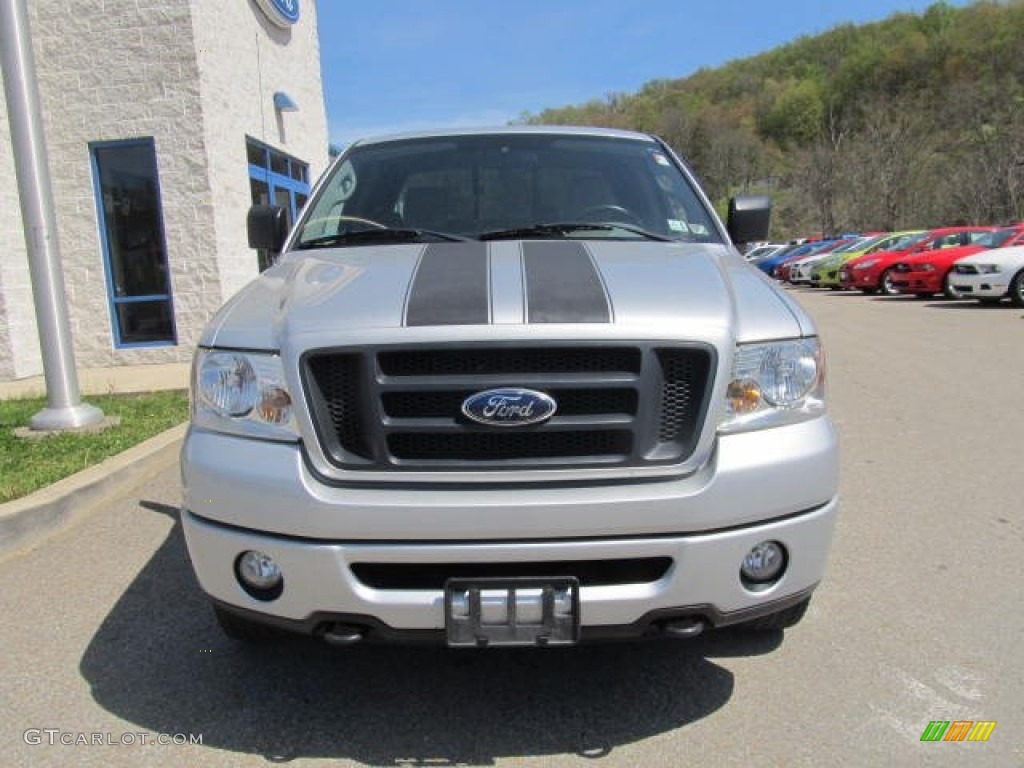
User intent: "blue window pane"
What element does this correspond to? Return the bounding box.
[92,139,176,346]
[115,300,175,345]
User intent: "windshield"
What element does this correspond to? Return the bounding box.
[295,133,723,247]
[976,228,1021,248]
[832,234,880,254]
[873,232,927,253]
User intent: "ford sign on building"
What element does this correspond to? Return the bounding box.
[0,1,327,384]
[254,0,300,28]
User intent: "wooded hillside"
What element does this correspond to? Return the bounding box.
[522,1,1024,238]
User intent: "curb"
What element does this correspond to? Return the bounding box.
[0,422,188,559]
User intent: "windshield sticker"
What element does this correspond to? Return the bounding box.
[667,219,688,232]
[651,152,671,166]
[335,160,357,201]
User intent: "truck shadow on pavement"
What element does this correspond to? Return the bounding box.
[80,500,782,765]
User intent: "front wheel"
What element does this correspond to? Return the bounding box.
[942,272,962,300]
[1010,270,1024,308]
[737,597,811,632]
[879,268,900,296]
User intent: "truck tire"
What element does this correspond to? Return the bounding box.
[737,596,811,631]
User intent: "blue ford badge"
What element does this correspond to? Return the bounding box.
[462,388,557,427]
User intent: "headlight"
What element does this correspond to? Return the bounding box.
[978,264,1001,274]
[853,259,879,270]
[192,349,298,440]
[719,338,825,434]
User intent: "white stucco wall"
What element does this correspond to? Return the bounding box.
[0,87,40,380]
[190,0,329,303]
[21,0,220,370]
[0,0,328,380]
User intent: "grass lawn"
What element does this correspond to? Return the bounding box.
[0,390,189,504]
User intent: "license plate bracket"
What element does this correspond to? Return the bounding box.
[444,577,580,648]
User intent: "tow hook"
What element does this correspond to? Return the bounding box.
[662,617,705,638]
[320,623,365,646]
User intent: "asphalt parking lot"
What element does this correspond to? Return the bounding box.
[1,288,1021,767]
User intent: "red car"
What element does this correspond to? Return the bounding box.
[891,227,1024,298]
[840,227,995,295]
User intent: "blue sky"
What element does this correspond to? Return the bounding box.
[316,0,964,147]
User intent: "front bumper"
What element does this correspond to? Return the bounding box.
[949,273,1008,298]
[181,417,839,634]
[842,268,880,290]
[184,500,836,634]
[892,272,940,293]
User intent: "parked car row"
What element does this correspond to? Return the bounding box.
[749,224,1024,307]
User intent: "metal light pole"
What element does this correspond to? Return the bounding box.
[1,0,104,430]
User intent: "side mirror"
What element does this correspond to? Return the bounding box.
[247,205,290,252]
[727,195,772,245]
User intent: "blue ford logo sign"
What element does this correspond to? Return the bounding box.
[254,0,300,27]
[462,388,557,427]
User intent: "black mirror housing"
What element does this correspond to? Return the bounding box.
[726,195,772,246]
[247,205,290,252]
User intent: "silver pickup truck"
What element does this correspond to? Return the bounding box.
[182,126,838,647]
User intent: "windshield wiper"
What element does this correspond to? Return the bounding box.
[295,228,472,249]
[478,222,673,242]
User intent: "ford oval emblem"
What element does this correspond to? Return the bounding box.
[461,388,557,427]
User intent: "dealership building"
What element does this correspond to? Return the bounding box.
[0,0,329,382]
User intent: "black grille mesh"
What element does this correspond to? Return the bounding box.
[657,351,698,443]
[379,347,642,376]
[306,354,372,459]
[388,430,631,461]
[351,558,672,589]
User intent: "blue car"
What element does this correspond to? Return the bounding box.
[755,241,826,276]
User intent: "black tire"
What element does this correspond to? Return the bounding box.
[213,605,283,644]
[942,272,962,300]
[737,597,811,632]
[879,268,899,296]
[1010,270,1024,308]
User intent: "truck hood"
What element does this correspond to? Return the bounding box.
[205,241,811,349]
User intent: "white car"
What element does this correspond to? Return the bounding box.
[788,252,838,284]
[949,244,1024,306]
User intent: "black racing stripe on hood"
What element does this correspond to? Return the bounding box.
[404,243,490,326]
[523,241,612,323]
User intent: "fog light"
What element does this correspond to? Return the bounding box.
[236,550,283,599]
[741,541,786,586]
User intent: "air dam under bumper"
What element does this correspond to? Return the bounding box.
[182,499,837,633]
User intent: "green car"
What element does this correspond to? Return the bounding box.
[811,231,914,289]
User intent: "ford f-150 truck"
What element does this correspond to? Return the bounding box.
[182,126,839,647]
